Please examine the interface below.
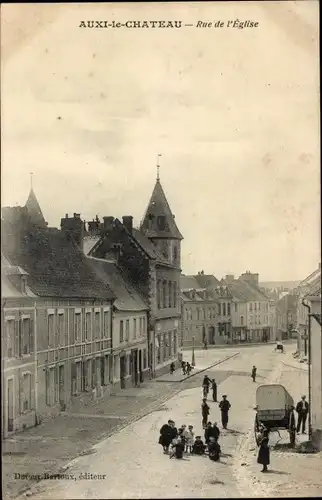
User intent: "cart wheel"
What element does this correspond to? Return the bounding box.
[289,429,296,448]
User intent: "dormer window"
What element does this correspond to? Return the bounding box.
[157,215,166,230]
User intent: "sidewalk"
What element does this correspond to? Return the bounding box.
[2,352,230,500]
[156,350,239,382]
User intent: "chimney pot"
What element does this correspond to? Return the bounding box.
[103,216,114,232]
[122,216,133,234]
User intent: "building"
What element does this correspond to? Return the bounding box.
[2,255,37,438]
[180,275,218,347]
[2,196,115,429]
[84,173,183,377]
[223,272,272,342]
[275,294,298,340]
[85,256,149,389]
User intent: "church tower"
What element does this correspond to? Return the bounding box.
[140,166,183,269]
[25,186,47,228]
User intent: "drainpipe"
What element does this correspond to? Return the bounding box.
[302,299,312,440]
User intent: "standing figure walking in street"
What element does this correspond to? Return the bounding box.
[170,362,175,375]
[181,360,186,375]
[211,379,217,402]
[186,362,192,376]
[251,366,257,383]
[202,375,211,399]
[296,395,309,434]
[201,398,210,429]
[257,426,270,472]
[219,395,231,429]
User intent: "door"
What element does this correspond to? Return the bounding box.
[59,365,65,410]
[208,327,215,345]
[138,350,143,382]
[120,356,126,389]
[100,357,105,386]
[7,379,14,432]
[133,350,138,386]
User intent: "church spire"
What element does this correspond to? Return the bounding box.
[156,153,161,182]
[25,180,47,228]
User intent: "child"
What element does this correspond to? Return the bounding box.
[192,436,205,455]
[169,436,184,459]
[208,436,221,462]
[180,425,189,449]
[186,425,195,453]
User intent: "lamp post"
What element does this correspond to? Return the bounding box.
[192,336,196,367]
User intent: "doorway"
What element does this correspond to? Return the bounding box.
[132,350,138,386]
[7,378,14,433]
[138,350,143,382]
[120,356,126,389]
[59,365,65,410]
[208,327,215,345]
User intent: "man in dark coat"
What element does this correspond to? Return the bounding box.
[201,398,210,428]
[219,395,231,429]
[202,375,211,399]
[192,436,206,455]
[212,421,220,441]
[204,422,213,445]
[181,361,186,375]
[251,366,257,382]
[159,419,177,453]
[296,395,309,434]
[257,427,270,472]
[208,436,221,462]
[211,379,218,402]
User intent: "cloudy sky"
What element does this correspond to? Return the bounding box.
[1,1,320,281]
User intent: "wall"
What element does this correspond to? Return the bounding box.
[154,316,180,375]
[181,300,220,346]
[231,301,248,340]
[2,299,37,438]
[309,297,322,450]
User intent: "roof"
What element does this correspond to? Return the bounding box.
[2,224,115,301]
[193,274,221,288]
[180,275,202,291]
[222,278,269,302]
[259,280,301,290]
[86,257,148,312]
[83,235,101,256]
[139,179,183,240]
[295,267,321,297]
[131,228,174,267]
[25,188,47,228]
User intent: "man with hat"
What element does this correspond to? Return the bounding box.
[219,394,231,429]
[296,395,309,434]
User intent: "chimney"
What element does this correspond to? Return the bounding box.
[61,213,84,248]
[225,274,234,284]
[103,216,114,233]
[122,216,133,234]
[239,272,259,288]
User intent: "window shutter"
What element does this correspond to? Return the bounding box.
[19,371,23,414]
[29,318,34,353]
[15,320,21,358]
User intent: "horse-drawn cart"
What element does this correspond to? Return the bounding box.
[254,384,296,447]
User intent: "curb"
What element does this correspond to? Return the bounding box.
[281,360,309,372]
[155,352,240,383]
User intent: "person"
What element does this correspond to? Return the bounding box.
[219,395,231,429]
[186,362,192,376]
[251,366,257,383]
[208,436,221,461]
[204,422,214,446]
[192,436,206,455]
[203,339,208,350]
[181,360,187,375]
[170,362,175,375]
[211,379,217,402]
[158,419,177,453]
[180,424,189,448]
[169,436,185,459]
[201,398,210,428]
[296,395,309,434]
[257,427,270,472]
[202,375,211,399]
[212,421,220,441]
[186,425,195,453]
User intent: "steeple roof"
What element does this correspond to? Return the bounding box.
[140,179,183,240]
[25,188,47,228]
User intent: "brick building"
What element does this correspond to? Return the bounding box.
[2,255,37,438]
[84,173,183,377]
[2,195,115,429]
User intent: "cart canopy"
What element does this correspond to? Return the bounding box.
[256,384,294,411]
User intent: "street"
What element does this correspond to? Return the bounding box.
[16,343,322,500]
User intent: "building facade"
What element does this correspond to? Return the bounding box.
[180,275,218,347]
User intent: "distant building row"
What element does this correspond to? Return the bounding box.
[1,174,183,438]
[180,270,275,347]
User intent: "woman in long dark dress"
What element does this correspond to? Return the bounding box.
[159,420,177,453]
[257,428,270,472]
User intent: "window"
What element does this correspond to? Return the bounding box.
[173,283,177,308]
[133,318,137,339]
[143,349,147,369]
[142,317,146,336]
[140,317,143,336]
[48,314,54,347]
[94,312,100,339]
[223,303,226,316]
[218,304,221,315]
[6,320,15,358]
[254,303,257,311]
[227,303,231,316]
[125,319,130,341]
[168,282,172,307]
[22,373,31,411]
[120,320,124,342]
[75,312,82,342]
[103,311,109,338]
[249,303,253,312]
[157,280,161,309]
[163,281,167,308]
[85,312,91,341]
[173,245,178,263]
[58,313,65,346]
[241,316,244,326]
[235,303,237,312]
[157,215,166,230]
[22,318,31,355]
[157,335,161,363]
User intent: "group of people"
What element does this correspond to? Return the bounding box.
[201,375,231,430]
[158,419,222,461]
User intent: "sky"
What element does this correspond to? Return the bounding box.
[1,1,320,282]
